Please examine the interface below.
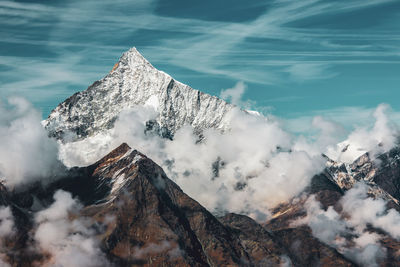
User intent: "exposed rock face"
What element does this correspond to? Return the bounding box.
[219,213,288,266]
[271,226,356,267]
[77,143,250,266]
[0,183,41,267]
[0,183,9,206]
[44,48,234,141]
[326,147,400,206]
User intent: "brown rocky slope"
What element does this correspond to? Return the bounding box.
[3,144,400,266]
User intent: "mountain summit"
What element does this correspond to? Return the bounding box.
[45,47,233,141]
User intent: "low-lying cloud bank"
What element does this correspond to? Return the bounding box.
[59,107,325,219]
[293,182,400,266]
[325,104,398,163]
[0,206,14,238]
[34,190,110,267]
[0,98,62,187]
[0,94,399,265]
[0,95,398,221]
[58,100,398,220]
[0,189,109,266]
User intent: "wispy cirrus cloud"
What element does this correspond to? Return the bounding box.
[0,0,399,117]
[285,63,337,81]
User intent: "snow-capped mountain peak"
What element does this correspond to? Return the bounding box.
[45,47,234,142]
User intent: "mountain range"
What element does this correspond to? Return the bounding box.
[1,48,400,266]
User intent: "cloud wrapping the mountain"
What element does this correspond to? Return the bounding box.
[0,206,14,238]
[59,106,326,219]
[346,232,386,267]
[57,97,398,221]
[292,195,347,245]
[220,81,247,106]
[294,197,386,267]
[34,190,110,267]
[294,183,400,266]
[292,116,346,157]
[0,98,62,187]
[325,104,398,163]
[161,109,325,219]
[341,183,400,238]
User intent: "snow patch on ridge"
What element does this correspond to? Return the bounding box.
[145,95,159,111]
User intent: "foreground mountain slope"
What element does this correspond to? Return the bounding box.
[0,144,285,266]
[45,48,233,141]
[62,144,361,266]
[77,143,252,266]
[1,143,364,266]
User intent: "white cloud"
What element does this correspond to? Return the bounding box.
[346,232,386,267]
[341,183,400,238]
[285,63,336,82]
[291,195,348,246]
[34,190,110,267]
[0,206,14,238]
[326,104,398,163]
[0,98,62,187]
[293,181,400,266]
[50,99,400,225]
[220,81,247,106]
[59,106,326,220]
[293,193,387,266]
[292,116,346,157]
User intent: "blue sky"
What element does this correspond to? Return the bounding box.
[1,0,400,130]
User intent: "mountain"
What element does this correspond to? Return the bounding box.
[44,48,233,141]
[11,140,400,266]
[326,148,400,207]
[1,143,362,266]
[267,167,400,267]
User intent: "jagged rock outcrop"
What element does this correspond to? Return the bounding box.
[219,213,289,266]
[44,48,234,141]
[326,147,400,207]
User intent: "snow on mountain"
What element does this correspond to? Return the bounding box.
[44,47,234,142]
[325,148,400,205]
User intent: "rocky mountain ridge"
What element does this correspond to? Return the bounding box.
[0,143,362,266]
[326,147,400,207]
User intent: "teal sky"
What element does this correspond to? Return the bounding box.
[1,0,400,130]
